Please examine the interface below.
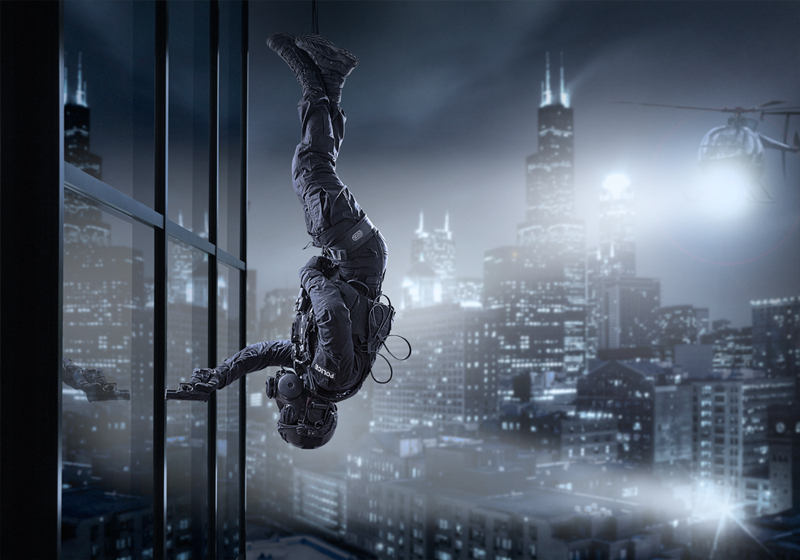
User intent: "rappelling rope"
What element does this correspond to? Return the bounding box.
[312,0,320,35]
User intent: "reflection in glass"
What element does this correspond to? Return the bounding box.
[245,274,298,537]
[168,0,211,235]
[217,264,241,559]
[64,0,156,206]
[167,239,209,560]
[218,0,243,257]
[61,190,154,559]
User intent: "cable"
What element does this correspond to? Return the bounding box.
[312,0,319,35]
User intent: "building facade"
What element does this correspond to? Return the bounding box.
[372,304,500,433]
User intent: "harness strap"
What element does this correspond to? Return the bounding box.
[326,215,376,261]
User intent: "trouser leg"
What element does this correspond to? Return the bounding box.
[291,96,387,298]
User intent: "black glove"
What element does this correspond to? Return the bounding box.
[304,255,338,278]
[166,368,222,402]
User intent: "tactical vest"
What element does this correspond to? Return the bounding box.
[291,279,394,402]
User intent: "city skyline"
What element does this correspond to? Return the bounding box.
[62,1,800,328]
[244,1,800,330]
[50,4,800,559]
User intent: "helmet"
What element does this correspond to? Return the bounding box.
[266,369,337,450]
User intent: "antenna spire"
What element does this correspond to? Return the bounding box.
[416,211,424,234]
[544,52,552,107]
[76,52,87,107]
[559,52,568,107]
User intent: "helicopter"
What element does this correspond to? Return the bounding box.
[620,100,800,200]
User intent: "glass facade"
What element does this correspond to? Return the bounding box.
[14,2,252,559]
[63,1,156,207]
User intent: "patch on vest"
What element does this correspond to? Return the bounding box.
[314,363,335,379]
[351,230,364,242]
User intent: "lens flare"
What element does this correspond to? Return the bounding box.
[687,162,752,219]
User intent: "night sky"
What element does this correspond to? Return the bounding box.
[69,1,800,328]
[249,1,800,328]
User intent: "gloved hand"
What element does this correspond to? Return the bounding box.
[304,255,338,278]
[166,368,222,402]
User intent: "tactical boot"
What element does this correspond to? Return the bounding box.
[267,32,326,99]
[295,34,358,106]
[165,367,223,402]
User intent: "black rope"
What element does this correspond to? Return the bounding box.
[312,0,319,35]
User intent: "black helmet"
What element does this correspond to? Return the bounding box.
[266,369,337,450]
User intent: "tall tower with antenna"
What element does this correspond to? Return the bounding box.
[484,52,586,399]
[64,52,102,179]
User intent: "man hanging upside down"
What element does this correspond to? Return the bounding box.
[166,33,392,450]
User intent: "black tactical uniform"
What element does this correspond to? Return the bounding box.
[166,33,391,449]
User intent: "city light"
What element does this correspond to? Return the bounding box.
[602,173,631,199]
[687,161,752,220]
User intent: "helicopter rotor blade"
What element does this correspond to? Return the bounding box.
[758,132,796,151]
[616,101,731,113]
[761,108,800,114]
[757,100,785,108]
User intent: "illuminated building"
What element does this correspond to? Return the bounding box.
[371,304,500,434]
[498,410,619,463]
[402,212,457,309]
[586,174,637,359]
[598,276,661,351]
[657,304,710,348]
[691,377,795,517]
[752,296,800,398]
[576,361,692,470]
[701,324,754,373]
[259,287,296,342]
[767,405,800,515]
[293,465,349,540]
[484,53,585,398]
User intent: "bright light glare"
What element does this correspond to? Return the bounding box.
[602,173,631,199]
[688,163,751,219]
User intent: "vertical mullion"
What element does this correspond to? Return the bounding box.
[238,1,250,555]
[0,2,64,558]
[153,2,168,559]
[208,1,220,559]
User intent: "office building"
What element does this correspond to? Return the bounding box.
[372,304,500,433]
[691,377,795,517]
[598,276,661,352]
[576,361,693,469]
[658,305,710,348]
[701,324,753,373]
[402,212,457,309]
[752,296,800,399]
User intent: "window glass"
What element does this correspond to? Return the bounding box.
[245,269,297,535]
[168,0,211,235]
[64,1,155,207]
[217,263,241,559]
[62,190,154,559]
[167,239,209,560]
[218,0,244,258]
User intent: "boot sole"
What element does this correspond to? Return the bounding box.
[295,34,358,75]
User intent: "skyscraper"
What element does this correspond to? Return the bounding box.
[752,296,800,397]
[402,212,457,309]
[598,276,661,351]
[484,53,586,396]
[64,52,102,179]
[587,173,641,360]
